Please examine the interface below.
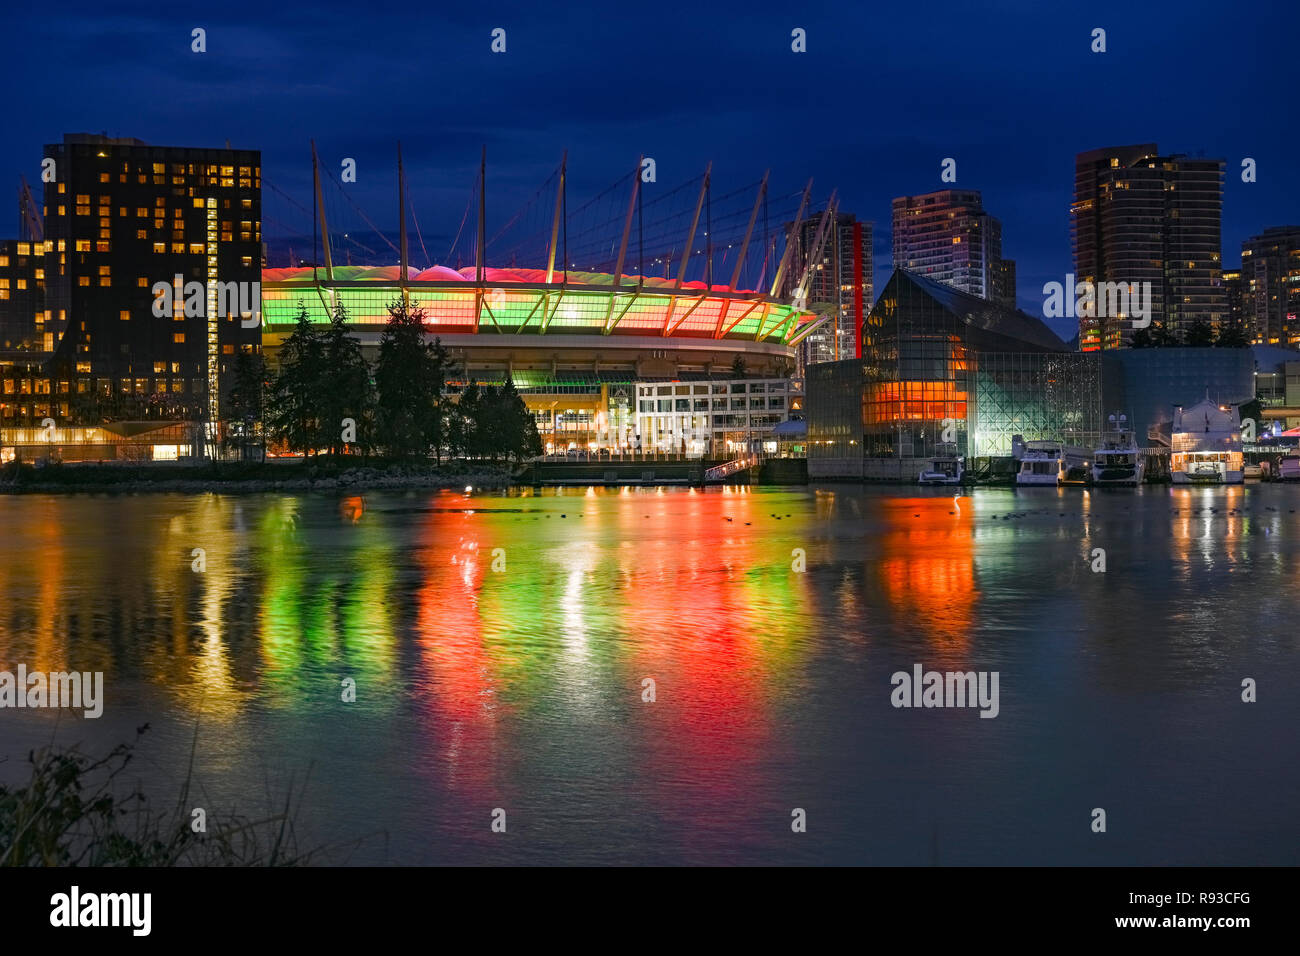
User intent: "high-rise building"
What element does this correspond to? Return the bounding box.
[39,133,262,424]
[891,190,1004,301]
[0,239,46,356]
[1221,268,1247,340]
[1072,144,1225,350]
[1239,226,1300,347]
[783,211,872,371]
[991,258,1017,310]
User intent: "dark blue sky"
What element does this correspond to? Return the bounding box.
[1,0,1294,339]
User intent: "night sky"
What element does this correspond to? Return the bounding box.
[1,0,1294,339]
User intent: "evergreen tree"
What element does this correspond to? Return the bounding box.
[429,337,455,460]
[479,385,503,460]
[1183,318,1216,347]
[1150,319,1179,347]
[1215,323,1250,348]
[453,382,482,458]
[224,349,266,459]
[374,299,457,459]
[319,301,372,457]
[266,301,327,455]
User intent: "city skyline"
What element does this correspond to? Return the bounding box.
[0,0,1294,342]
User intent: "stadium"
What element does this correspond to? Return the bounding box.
[259,155,831,453]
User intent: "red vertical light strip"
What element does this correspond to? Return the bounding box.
[852,221,865,358]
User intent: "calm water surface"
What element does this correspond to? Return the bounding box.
[0,484,1296,865]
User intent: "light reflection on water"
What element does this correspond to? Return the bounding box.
[0,484,1295,865]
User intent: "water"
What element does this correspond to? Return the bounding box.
[0,484,1296,865]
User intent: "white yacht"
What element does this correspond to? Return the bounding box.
[918,456,963,486]
[1013,438,1064,486]
[1092,414,1145,486]
[1170,399,1244,484]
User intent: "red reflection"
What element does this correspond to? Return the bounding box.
[617,489,775,847]
[413,498,501,802]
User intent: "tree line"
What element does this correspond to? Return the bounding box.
[1130,318,1251,348]
[230,298,541,462]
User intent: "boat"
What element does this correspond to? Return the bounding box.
[1013,437,1064,486]
[1279,455,1300,482]
[1169,399,1244,484]
[918,456,963,485]
[1243,463,1263,479]
[1092,413,1145,486]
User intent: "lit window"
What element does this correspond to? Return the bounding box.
[120,310,130,320]
[173,333,185,343]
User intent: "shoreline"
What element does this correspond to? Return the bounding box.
[0,462,518,496]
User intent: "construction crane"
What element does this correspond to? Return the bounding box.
[18,175,42,242]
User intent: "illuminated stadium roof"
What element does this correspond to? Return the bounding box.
[261,266,818,345]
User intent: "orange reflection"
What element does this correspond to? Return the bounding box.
[877,495,977,654]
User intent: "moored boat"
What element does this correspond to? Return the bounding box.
[918,456,963,485]
[1092,413,1145,486]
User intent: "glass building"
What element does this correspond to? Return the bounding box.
[971,352,1101,456]
[809,269,1101,474]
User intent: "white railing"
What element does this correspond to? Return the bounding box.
[705,454,759,481]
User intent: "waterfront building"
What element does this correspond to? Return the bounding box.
[261,266,810,455]
[1099,346,1255,447]
[634,376,802,457]
[0,134,263,428]
[40,133,263,423]
[1072,144,1225,350]
[806,269,1101,479]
